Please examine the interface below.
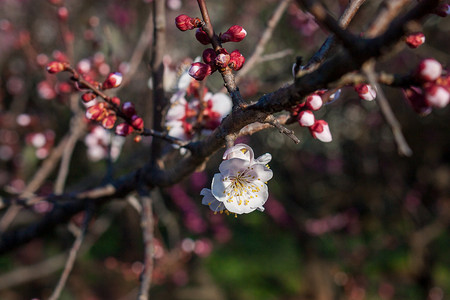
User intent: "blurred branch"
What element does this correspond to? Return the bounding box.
[137,192,154,300]
[236,0,292,80]
[363,61,413,157]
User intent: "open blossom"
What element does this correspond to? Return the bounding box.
[201,144,273,215]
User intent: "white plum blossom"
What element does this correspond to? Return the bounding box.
[201,144,273,215]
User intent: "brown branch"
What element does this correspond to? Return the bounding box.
[363,61,412,156]
[137,193,154,300]
[365,0,412,38]
[264,115,300,144]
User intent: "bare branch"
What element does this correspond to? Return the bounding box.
[137,193,154,300]
[264,115,300,144]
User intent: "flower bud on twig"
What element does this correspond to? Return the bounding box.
[189,62,212,81]
[102,72,123,89]
[219,25,247,43]
[195,28,211,45]
[46,61,66,74]
[416,58,442,82]
[298,110,315,127]
[229,50,245,71]
[354,83,377,101]
[175,14,201,31]
[309,120,332,142]
[405,32,425,48]
[115,123,133,136]
[424,84,450,108]
[121,102,136,117]
[305,93,323,110]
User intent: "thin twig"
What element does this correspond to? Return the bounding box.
[363,61,412,156]
[264,115,300,144]
[236,0,292,81]
[137,193,154,300]
[48,209,92,300]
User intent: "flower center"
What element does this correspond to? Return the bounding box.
[223,168,261,206]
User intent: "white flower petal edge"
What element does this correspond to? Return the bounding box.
[201,188,225,212]
[223,143,254,161]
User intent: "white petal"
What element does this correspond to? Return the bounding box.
[177,72,192,91]
[249,164,273,182]
[200,188,225,212]
[211,173,231,202]
[210,93,232,119]
[218,158,250,178]
[255,153,272,165]
[168,125,188,141]
[222,143,254,161]
[166,102,186,121]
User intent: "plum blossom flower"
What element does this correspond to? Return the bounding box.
[201,144,273,215]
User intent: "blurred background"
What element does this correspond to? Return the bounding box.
[0,0,449,299]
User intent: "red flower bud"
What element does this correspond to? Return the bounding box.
[403,87,431,115]
[405,32,425,49]
[188,62,212,81]
[416,58,442,82]
[57,7,69,21]
[220,25,247,43]
[202,48,217,65]
[424,84,450,108]
[305,93,323,110]
[298,110,315,127]
[102,72,123,89]
[46,61,66,73]
[81,92,96,103]
[111,96,121,106]
[175,14,200,31]
[195,28,211,45]
[229,50,245,71]
[121,102,136,117]
[115,123,133,136]
[215,53,230,68]
[102,114,117,129]
[131,115,144,130]
[354,84,376,101]
[309,120,332,142]
[86,103,106,121]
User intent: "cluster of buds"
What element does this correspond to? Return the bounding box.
[405,32,425,49]
[46,59,145,139]
[292,92,332,142]
[354,83,377,101]
[175,14,247,81]
[404,58,449,114]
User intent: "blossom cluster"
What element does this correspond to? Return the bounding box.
[291,91,336,142]
[201,144,273,215]
[404,58,449,115]
[175,15,246,81]
[165,75,232,141]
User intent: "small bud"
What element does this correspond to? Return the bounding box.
[131,115,144,130]
[57,7,69,21]
[86,103,106,121]
[175,14,202,31]
[81,92,96,103]
[354,84,376,101]
[202,48,217,65]
[433,3,450,17]
[298,110,315,127]
[229,50,245,71]
[46,61,66,74]
[195,28,211,45]
[405,32,425,49]
[115,123,133,136]
[111,96,121,106]
[305,94,323,110]
[220,25,247,43]
[309,120,332,142]
[424,84,450,108]
[102,114,117,129]
[215,53,230,68]
[403,87,431,115]
[121,102,136,117]
[416,58,442,82]
[188,62,212,81]
[102,72,123,89]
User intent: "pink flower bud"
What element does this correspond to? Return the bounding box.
[102,114,116,129]
[46,61,66,73]
[298,110,315,127]
[416,58,442,82]
[305,94,323,110]
[202,48,217,65]
[188,62,212,81]
[309,120,332,142]
[57,7,69,21]
[215,53,230,68]
[405,32,425,49]
[81,92,96,103]
[354,83,376,101]
[195,28,211,45]
[115,123,133,136]
[175,14,196,31]
[86,103,106,121]
[424,84,450,108]
[131,115,144,130]
[433,3,450,17]
[102,72,123,89]
[121,102,136,117]
[229,50,245,71]
[220,25,247,43]
[111,96,121,106]
[403,87,431,115]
